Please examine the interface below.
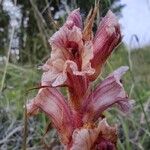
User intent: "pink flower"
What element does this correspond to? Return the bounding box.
[42,9,95,88]
[27,8,133,149]
[27,88,74,144]
[70,118,117,150]
[82,66,133,123]
[90,10,121,81]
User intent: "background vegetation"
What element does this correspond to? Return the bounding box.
[0,0,150,149]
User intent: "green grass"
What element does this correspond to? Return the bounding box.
[0,45,150,149]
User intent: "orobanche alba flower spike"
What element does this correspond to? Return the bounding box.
[27,6,133,150]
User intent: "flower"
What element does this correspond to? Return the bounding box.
[82,66,133,123]
[27,7,133,149]
[90,10,121,81]
[42,9,95,88]
[70,118,117,150]
[27,88,74,144]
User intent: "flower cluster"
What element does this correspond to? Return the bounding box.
[27,8,132,150]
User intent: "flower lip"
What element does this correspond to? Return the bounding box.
[82,66,133,123]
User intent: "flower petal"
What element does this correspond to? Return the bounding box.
[49,23,83,50]
[97,118,117,144]
[90,10,121,81]
[44,24,84,87]
[65,8,82,29]
[83,66,133,122]
[95,118,117,150]
[67,73,89,109]
[70,118,117,150]
[70,125,100,150]
[27,88,74,144]
[41,58,67,86]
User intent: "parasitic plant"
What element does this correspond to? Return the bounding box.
[27,7,133,150]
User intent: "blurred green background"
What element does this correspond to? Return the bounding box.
[0,0,150,149]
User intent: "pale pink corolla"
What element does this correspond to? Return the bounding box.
[27,88,74,144]
[42,9,94,87]
[70,119,117,150]
[82,66,133,123]
[90,10,121,80]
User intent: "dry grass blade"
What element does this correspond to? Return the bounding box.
[22,99,28,150]
[0,27,15,93]
[29,0,49,51]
